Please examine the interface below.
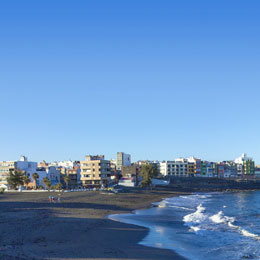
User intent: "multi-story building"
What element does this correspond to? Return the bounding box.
[235,153,255,176]
[80,155,111,187]
[217,163,225,178]
[195,159,202,176]
[158,161,169,176]
[187,157,196,176]
[0,156,60,189]
[65,166,81,188]
[0,160,16,189]
[173,158,188,176]
[187,162,195,176]
[116,152,131,170]
[49,160,76,169]
[121,164,140,178]
[255,165,260,177]
[0,156,39,189]
[222,161,237,178]
[201,161,207,177]
[206,162,217,177]
[158,158,188,177]
[37,166,60,187]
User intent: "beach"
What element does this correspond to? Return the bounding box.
[0,188,187,260]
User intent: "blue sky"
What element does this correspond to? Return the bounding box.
[0,1,260,163]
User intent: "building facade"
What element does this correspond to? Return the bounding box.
[116,152,131,170]
[235,153,255,176]
[80,155,111,187]
[158,158,188,177]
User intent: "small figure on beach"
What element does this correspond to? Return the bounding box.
[57,193,62,203]
[49,195,55,203]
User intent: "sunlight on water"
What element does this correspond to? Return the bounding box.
[109,191,260,260]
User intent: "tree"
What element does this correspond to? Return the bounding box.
[64,175,70,189]
[140,164,158,187]
[55,183,63,191]
[23,175,31,189]
[43,177,51,190]
[7,170,25,190]
[32,173,39,189]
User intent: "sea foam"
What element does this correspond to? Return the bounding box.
[210,212,260,242]
[210,211,235,224]
[183,204,207,224]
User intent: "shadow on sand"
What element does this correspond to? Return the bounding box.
[0,196,185,260]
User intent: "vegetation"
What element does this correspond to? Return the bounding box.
[0,187,5,194]
[23,175,31,189]
[140,164,158,187]
[43,177,51,190]
[55,183,63,190]
[6,170,25,189]
[63,175,70,189]
[32,173,39,189]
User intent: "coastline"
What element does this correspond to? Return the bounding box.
[0,188,188,260]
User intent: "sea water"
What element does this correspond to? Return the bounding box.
[109,191,260,260]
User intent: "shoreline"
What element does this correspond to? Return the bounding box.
[0,188,189,260]
[1,188,258,259]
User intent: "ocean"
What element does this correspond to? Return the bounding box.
[109,191,260,260]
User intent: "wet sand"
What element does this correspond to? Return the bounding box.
[0,188,188,260]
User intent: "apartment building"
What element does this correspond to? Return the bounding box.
[0,156,39,189]
[80,155,111,187]
[188,157,202,176]
[116,152,131,170]
[49,160,76,169]
[65,166,81,188]
[158,158,188,177]
[0,160,16,189]
[235,153,255,176]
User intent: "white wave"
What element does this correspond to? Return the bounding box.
[240,229,260,241]
[158,204,166,208]
[227,222,260,241]
[196,194,212,199]
[180,194,212,200]
[228,221,239,229]
[183,204,207,224]
[168,205,193,211]
[180,196,189,199]
[189,226,201,232]
[210,211,235,224]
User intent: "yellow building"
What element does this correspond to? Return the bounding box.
[80,155,111,187]
[188,162,195,176]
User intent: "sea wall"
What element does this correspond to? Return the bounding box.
[164,177,260,191]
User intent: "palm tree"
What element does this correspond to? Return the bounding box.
[7,170,25,190]
[64,175,70,189]
[43,177,51,191]
[23,175,31,190]
[32,173,39,190]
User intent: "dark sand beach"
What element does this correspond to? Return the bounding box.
[0,188,188,260]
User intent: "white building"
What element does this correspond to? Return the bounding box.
[158,158,188,177]
[0,156,39,189]
[36,166,60,187]
[0,156,60,190]
[49,160,75,169]
[235,153,254,176]
[235,153,252,164]
[116,152,131,170]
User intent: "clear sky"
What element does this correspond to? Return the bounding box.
[0,1,260,163]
